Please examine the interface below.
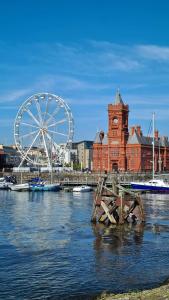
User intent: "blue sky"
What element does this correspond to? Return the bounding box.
[1,0,169,144]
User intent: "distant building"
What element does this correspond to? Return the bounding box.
[0,144,20,169]
[93,91,169,173]
[74,141,93,170]
[59,144,78,166]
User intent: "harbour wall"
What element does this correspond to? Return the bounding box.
[1,171,168,186]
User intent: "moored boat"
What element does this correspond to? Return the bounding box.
[73,185,92,192]
[29,177,61,191]
[131,113,169,193]
[0,175,17,190]
[30,182,61,191]
[0,179,13,190]
[9,177,61,192]
[131,179,169,192]
[10,183,30,191]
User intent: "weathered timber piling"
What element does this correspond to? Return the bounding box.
[91,174,145,225]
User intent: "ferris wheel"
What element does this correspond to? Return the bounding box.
[14,93,74,167]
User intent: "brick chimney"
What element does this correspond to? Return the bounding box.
[136,126,141,136]
[130,126,135,135]
[99,130,104,143]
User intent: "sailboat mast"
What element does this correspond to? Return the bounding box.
[152,112,155,179]
[158,137,161,173]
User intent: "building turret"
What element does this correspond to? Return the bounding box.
[114,89,124,105]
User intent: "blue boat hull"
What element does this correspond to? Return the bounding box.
[30,184,61,191]
[28,177,61,191]
[131,183,169,192]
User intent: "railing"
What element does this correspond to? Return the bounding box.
[1,170,169,185]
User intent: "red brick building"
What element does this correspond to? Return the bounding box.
[93,91,169,173]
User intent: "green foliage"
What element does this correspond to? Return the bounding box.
[64,163,71,167]
[73,163,81,170]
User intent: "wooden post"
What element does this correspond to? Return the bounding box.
[91,176,145,226]
[112,176,118,195]
[118,190,124,224]
[136,195,145,222]
[100,201,117,224]
[91,175,107,223]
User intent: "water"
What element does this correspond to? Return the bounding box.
[0,191,169,299]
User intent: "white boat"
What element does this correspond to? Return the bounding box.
[131,179,169,192]
[9,177,61,192]
[0,176,16,190]
[73,185,92,192]
[10,183,30,191]
[0,181,13,190]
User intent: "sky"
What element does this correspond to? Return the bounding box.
[1,0,169,144]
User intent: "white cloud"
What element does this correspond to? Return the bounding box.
[18,41,143,74]
[137,45,169,61]
[127,95,169,106]
[0,88,32,102]
[1,40,169,143]
[130,108,169,121]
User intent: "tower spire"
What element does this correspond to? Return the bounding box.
[114,89,124,105]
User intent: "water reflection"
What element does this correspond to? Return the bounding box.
[92,222,145,254]
[1,191,169,299]
[142,193,169,228]
[4,191,72,254]
[90,193,169,294]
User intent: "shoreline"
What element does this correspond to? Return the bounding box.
[97,281,169,300]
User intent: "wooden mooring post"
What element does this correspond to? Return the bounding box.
[91,175,145,226]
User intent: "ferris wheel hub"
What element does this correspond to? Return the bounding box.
[40,127,47,134]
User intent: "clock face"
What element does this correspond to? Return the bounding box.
[113,117,118,124]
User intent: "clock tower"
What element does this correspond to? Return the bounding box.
[107,90,129,171]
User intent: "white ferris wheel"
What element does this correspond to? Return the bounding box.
[14,93,74,168]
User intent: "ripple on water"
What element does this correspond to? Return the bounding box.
[0,191,169,299]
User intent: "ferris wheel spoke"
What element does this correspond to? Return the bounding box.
[46,132,58,149]
[48,129,68,137]
[35,100,43,125]
[42,132,51,167]
[27,109,40,127]
[48,118,67,128]
[43,96,50,124]
[20,122,39,129]
[46,133,60,160]
[18,131,40,167]
[46,106,60,125]
[20,129,39,139]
